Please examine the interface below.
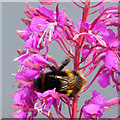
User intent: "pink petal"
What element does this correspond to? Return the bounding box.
[13,90,24,105]
[48,91,59,99]
[92,95,107,107]
[16,30,24,39]
[30,17,48,32]
[22,27,32,41]
[82,44,90,58]
[77,18,90,31]
[100,29,115,45]
[34,54,49,65]
[21,18,31,26]
[8,104,29,111]
[38,6,54,21]
[93,23,106,32]
[24,11,33,19]
[35,91,42,98]
[13,111,28,118]
[58,11,65,26]
[91,90,100,97]
[97,72,110,88]
[15,69,39,81]
[104,51,118,70]
[24,37,38,50]
[17,80,32,87]
[25,2,38,15]
[84,104,100,114]
[24,38,34,49]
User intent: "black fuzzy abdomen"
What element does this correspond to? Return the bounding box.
[44,76,61,92]
[33,72,63,93]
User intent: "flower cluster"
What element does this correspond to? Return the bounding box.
[17,3,66,57]
[9,0,120,119]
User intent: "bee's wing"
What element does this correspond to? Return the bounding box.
[55,75,76,89]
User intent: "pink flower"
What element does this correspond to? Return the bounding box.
[74,18,107,47]
[34,88,60,112]
[14,49,49,68]
[18,4,65,56]
[97,29,120,90]
[82,90,107,119]
[12,86,38,118]
[15,68,40,81]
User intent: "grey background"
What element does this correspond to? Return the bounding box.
[1,2,119,118]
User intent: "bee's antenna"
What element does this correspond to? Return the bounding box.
[58,55,71,72]
[43,64,58,73]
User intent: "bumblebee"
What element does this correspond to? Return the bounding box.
[33,56,86,97]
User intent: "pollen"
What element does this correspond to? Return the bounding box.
[38,24,43,27]
[116,13,118,17]
[54,21,58,26]
[66,90,73,96]
[65,69,73,76]
[104,106,108,109]
[48,55,52,57]
[48,111,50,116]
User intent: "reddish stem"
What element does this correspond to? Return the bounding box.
[72,97,78,119]
[79,52,105,70]
[111,72,120,85]
[42,110,54,120]
[78,47,94,65]
[58,30,75,47]
[90,1,104,8]
[83,60,100,77]
[60,97,72,118]
[81,65,105,93]
[78,108,83,120]
[53,101,66,119]
[80,0,85,5]
[72,0,84,9]
[72,1,90,119]
[56,39,69,55]
[89,1,107,15]
[74,0,90,70]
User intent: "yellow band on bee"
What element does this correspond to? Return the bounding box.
[65,69,73,76]
[66,90,73,96]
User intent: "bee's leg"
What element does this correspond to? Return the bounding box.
[44,64,58,73]
[58,55,71,72]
